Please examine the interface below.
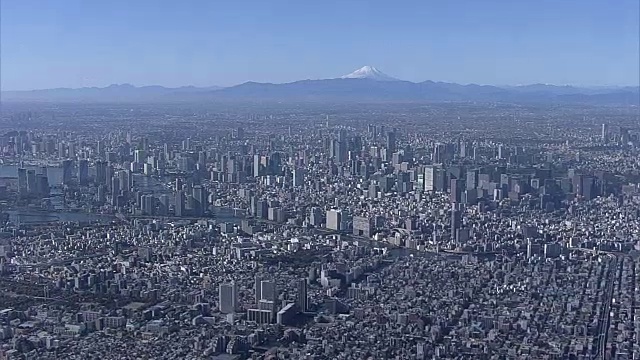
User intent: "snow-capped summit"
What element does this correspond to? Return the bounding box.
[340,66,399,81]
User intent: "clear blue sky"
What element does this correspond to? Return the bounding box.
[1,0,638,90]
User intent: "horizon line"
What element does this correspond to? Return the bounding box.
[2,79,639,93]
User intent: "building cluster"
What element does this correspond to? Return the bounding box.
[0,101,639,358]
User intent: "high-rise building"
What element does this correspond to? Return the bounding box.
[26,170,36,195]
[134,149,146,164]
[78,159,89,185]
[293,167,304,187]
[466,169,479,190]
[36,174,50,197]
[62,159,73,185]
[424,166,435,191]
[260,280,277,302]
[450,208,461,240]
[118,170,130,195]
[111,177,120,206]
[254,276,262,303]
[309,207,323,226]
[386,131,396,153]
[175,190,185,217]
[253,154,262,177]
[192,185,207,216]
[601,123,608,142]
[326,209,342,231]
[17,167,27,196]
[450,178,463,204]
[219,282,238,314]
[95,161,107,185]
[296,278,308,313]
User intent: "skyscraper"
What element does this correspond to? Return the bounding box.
[424,166,435,192]
[219,282,238,314]
[450,208,461,241]
[296,278,308,312]
[78,159,89,185]
[62,159,73,185]
[601,123,608,142]
[293,167,304,187]
[260,280,277,302]
[326,209,342,231]
[26,170,36,195]
[17,168,27,196]
[175,190,185,217]
[95,161,107,185]
[386,131,396,153]
[450,178,463,204]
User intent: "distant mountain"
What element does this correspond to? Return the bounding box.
[2,67,638,105]
[1,84,223,102]
[212,71,638,105]
[341,66,399,81]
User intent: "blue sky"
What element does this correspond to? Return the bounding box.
[1,0,638,90]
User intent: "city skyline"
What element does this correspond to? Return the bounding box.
[1,0,639,91]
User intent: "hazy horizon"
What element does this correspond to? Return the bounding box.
[2,0,639,91]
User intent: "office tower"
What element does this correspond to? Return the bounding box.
[386,131,396,153]
[118,170,130,195]
[192,185,206,216]
[97,185,106,204]
[450,208,461,240]
[26,170,36,195]
[105,164,114,191]
[111,177,120,206]
[338,129,347,143]
[78,159,89,185]
[236,127,244,140]
[293,167,304,187]
[163,143,170,160]
[96,140,104,157]
[219,282,238,314]
[466,169,479,190]
[450,178,463,204]
[36,174,50,197]
[296,278,308,312]
[175,190,185,217]
[158,194,169,215]
[58,142,66,158]
[326,209,342,231]
[424,166,435,191]
[433,143,445,164]
[62,159,73,185]
[497,144,505,159]
[17,168,27,196]
[601,123,608,142]
[253,154,261,177]
[260,280,277,302]
[459,141,468,158]
[255,276,262,303]
[142,195,154,215]
[256,199,268,219]
[95,161,107,185]
[68,143,75,159]
[134,150,145,165]
[198,151,207,168]
[309,207,323,226]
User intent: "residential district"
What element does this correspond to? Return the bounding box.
[0,102,639,359]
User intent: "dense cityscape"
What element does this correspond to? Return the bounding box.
[0,100,636,359]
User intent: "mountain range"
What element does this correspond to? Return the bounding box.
[2,66,638,105]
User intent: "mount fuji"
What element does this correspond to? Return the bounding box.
[340,66,399,81]
[3,66,638,105]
